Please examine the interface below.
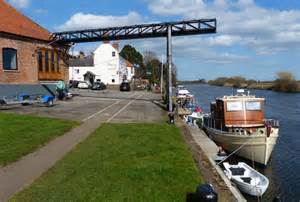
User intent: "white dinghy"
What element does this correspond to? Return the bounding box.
[223,162,269,197]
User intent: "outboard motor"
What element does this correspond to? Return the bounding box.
[195,184,218,202]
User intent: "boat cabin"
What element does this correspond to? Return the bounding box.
[210,92,265,130]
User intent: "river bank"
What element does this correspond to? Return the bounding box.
[214,81,300,92]
[180,80,300,93]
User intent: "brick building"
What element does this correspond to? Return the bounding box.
[0,0,69,84]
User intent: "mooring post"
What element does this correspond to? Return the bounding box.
[167,25,173,113]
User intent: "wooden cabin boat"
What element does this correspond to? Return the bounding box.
[203,90,279,165]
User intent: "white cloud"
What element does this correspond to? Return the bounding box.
[57,12,143,31]
[148,0,206,16]
[125,37,249,64]
[8,0,29,8]
[147,0,300,55]
[208,35,242,46]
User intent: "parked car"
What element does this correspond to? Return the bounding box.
[92,82,106,90]
[78,81,90,89]
[120,82,131,91]
[69,80,79,88]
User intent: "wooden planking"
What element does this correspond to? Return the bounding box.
[37,49,65,81]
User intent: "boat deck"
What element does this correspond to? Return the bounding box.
[177,107,191,115]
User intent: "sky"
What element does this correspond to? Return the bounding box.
[7,0,300,81]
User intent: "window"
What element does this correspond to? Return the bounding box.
[112,51,116,57]
[2,48,17,70]
[45,51,49,72]
[227,101,243,111]
[51,50,55,72]
[57,53,60,72]
[246,101,261,110]
[112,79,115,83]
[38,51,43,71]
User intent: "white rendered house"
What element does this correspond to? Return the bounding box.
[69,43,134,85]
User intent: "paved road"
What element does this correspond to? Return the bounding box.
[1,90,164,123]
[0,90,165,201]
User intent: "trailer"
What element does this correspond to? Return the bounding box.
[0,93,54,108]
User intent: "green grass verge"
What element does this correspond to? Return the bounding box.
[0,113,78,166]
[10,123,202,202]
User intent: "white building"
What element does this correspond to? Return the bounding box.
[69,42,134,85]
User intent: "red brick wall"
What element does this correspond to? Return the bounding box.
[0,35,69,84]
[0,37,40,84]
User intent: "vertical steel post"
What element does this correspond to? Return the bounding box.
[160,55,163,94]
[167,25,173,112]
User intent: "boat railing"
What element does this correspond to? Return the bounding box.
[204,117,226,132]
[264,119,280,128]
[204,117,280,131]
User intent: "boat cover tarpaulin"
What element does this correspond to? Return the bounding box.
[0,84,56,98]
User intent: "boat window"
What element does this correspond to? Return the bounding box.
[227,101,243,111]
[245,101,261,110]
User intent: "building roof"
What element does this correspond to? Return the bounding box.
[0,0,51,41]
[125,59,133,68]
[119,56,133,68]
[69,55,94,67]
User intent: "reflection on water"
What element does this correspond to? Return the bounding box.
[185,84,300,201]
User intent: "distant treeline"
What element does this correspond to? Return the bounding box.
[179,79,206,84]
[207,72,300,93]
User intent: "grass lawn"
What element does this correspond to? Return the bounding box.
[0,113,78,166]
[10,123,202,202]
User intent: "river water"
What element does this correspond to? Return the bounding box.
[184,84,300,201]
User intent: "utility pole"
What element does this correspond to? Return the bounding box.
[167,25,173,112]
[160,55,163,94]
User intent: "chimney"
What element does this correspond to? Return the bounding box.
[112,42,119,51]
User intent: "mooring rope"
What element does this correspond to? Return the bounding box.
[216,134,257,166]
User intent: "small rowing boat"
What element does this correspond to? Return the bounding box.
[223,162,269,196]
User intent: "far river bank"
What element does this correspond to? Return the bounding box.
[180,81,300,93]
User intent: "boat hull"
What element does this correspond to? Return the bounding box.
[231,177,268,196]
[206,127,279,165]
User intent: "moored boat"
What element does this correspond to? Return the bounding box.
[203,89,279,165]
[176,85,191,98]
[223,162,269,196]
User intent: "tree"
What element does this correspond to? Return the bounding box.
[120,45,143,68]
[273,71,298,92]
[143,51,161,83]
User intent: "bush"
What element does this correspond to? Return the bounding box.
[273,72,298,93]
[208,76,250,88]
